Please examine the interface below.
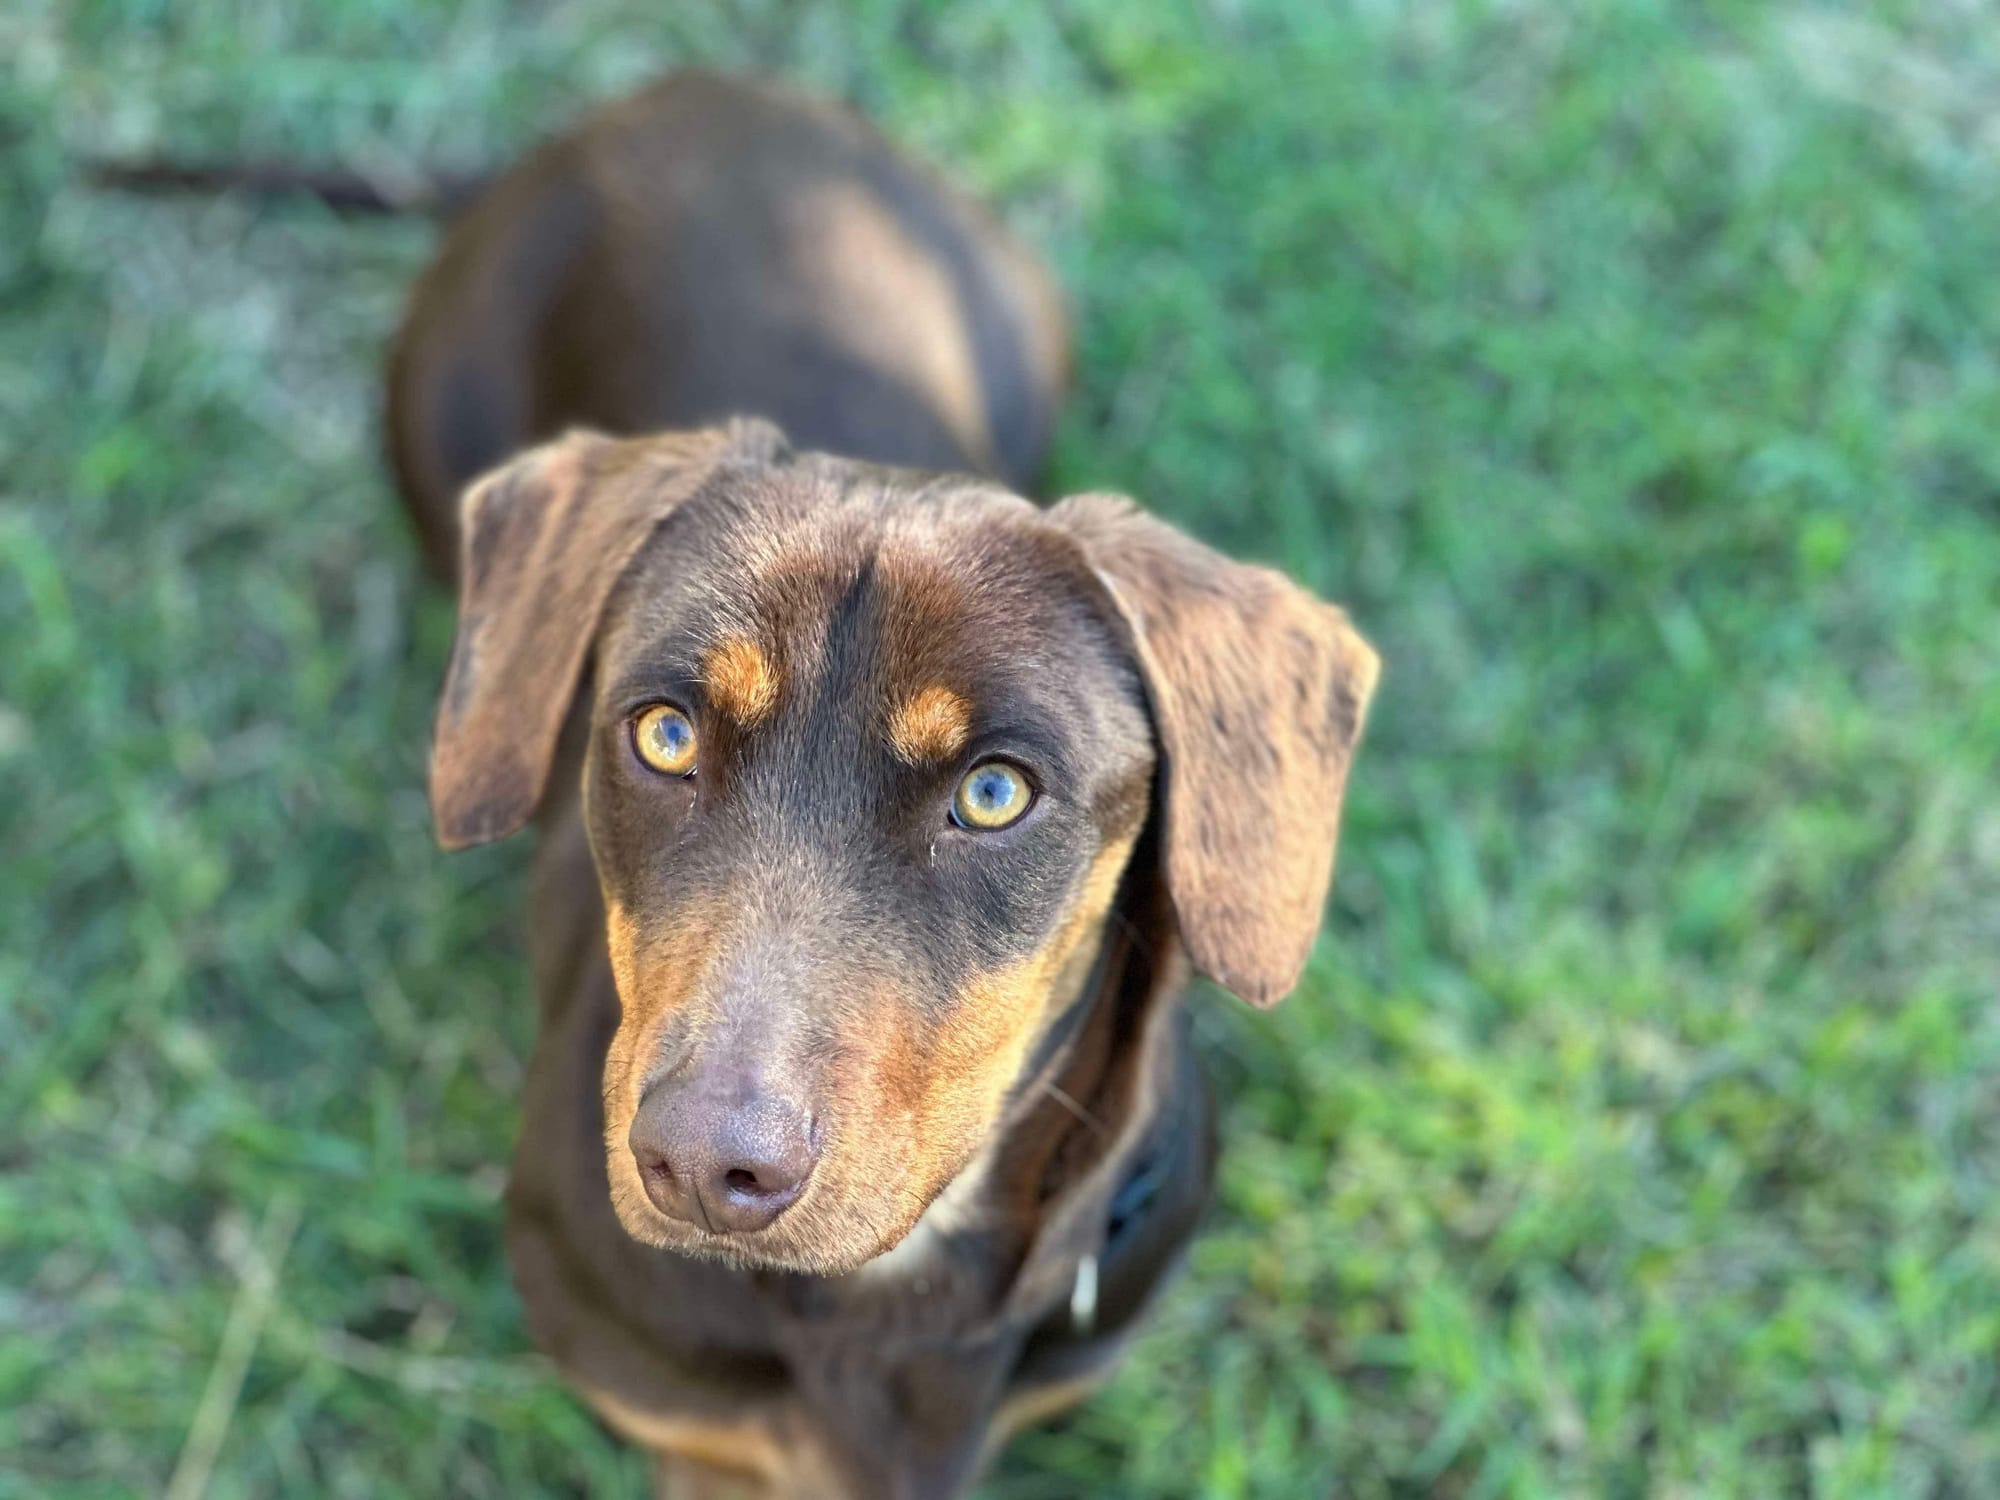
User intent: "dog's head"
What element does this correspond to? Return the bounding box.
[430,420,1377,1273]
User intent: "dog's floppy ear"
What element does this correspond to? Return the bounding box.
[1051,493,1379,1007]
[430,418,787,849]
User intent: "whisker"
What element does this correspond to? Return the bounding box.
[1040,1081,1109,1138]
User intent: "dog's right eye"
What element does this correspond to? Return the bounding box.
[952,761,1032,830]
[632,704,699,776]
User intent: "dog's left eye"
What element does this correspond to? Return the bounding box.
[952,761,1031,830]
[632,704,699,776]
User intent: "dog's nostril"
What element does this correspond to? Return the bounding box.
[723,1167,760,1194]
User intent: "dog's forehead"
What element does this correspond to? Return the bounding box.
[604,465,1127,701]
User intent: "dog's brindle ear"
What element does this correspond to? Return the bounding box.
[430,418,788,850]
[1050,493,1380,1007]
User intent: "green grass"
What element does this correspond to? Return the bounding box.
[6,1,2000,1495]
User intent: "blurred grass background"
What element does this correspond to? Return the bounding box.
[5,1,2000,1495]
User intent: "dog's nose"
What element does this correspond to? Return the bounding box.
[628,1080,819,1234]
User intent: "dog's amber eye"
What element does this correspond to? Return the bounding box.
[952,761,1031,830]
[633,704,699,776]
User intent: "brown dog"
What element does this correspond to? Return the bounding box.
[392,72,1377,1497]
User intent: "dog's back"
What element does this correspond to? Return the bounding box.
[386,71,1069,579]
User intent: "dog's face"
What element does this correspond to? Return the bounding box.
[585,468,1155,1270]
[429,422,1377,1274]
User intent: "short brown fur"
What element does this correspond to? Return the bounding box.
[400,72,1375,1499]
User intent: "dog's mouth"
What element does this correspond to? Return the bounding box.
[610,1184,914,1277]
[631,1213,846,1274]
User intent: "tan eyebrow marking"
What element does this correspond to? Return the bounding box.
[701,637,780,725]
[887,685,973,765]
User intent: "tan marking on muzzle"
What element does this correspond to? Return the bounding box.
[600,894,735,1232]
[855,829,1140,1225]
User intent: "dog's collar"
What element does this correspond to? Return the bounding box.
[1069,1131,1167,1333]
[1067,1068,1180,1333]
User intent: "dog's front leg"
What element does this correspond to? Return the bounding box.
[653,1451,771,1500]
